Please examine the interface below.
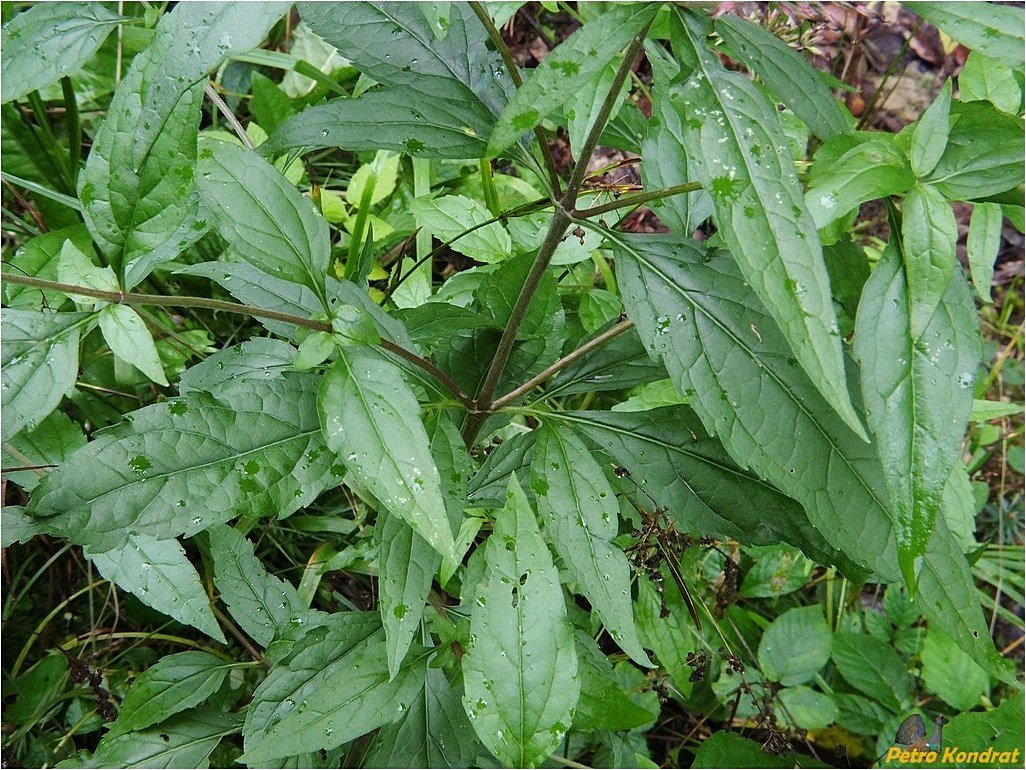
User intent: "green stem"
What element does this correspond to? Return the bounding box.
[489,317,635,410]
[479,158,501,217]
[1,273,474,409]
[61,77,82,179]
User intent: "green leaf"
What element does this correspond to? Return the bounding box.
[738,544,815,599]
[831,633,911,710]
[108,652,231,736]
[3,225,93,309]
[318,346,457,563]
[297,2,511,116]
[777,686,838,732]
[364,666,483,768]
[87,534,226,642]
[60,707,242,769]
[546,324,667,397]
[410,194,511,263]
[530,423,651,667]
[197,137,330,309]
[208,525,306,648]
[461,475,579,768]
[959,52,1022,115]
[178,338,298,398]
[967,202,1004,303]
[805,137,915,230]
[611,235,895,580]
[28,372,337,552]
[912,3,1025,72]
[692,731,809,769]
[854,243,979,590]
[972,399,1024,421]
[757,606,831,686]
[671,25,866,439]
[1,506,41,547]
[98,304,169,386]
[908,80,952,178]
[633,573,698,698]
[487,4,658,155]
[57,240,118,300]
[347,151,400,208]
[1,309,90,440]
[714,15,851,141]
[241,615,428,763]
[78,3,290,287]
[467,431,536,508]
[1,3,126,104]
[376,510,439,680]
[573,631,658,731]
[926,102,1024,200]
[902,184,958,338]
[936,695,1024,768]
[2,409,85,494]
[557,407,858,572]
[920,626,990,712]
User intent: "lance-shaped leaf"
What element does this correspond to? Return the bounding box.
[714,14,851,142]
[555,408,862,575]
[197,137,330,310]
[78,3,290,287]
[97,304,168,386]
[462,475,579,768]
[854,245,980,592]
[376,511,440,680]
[611,234,895,580]
[69,708,242,769]
[902,184,958,338]
[365,666,484,768]
[318,346,457,564]
[1,3,126,104]
[912,3,1025,72]
[28,372,337,552]
[530,423,651,667]
[967,202,1003,303]
[209,525,307,648]
[907,80,951,178]
[671,15,867,440]
[241,615,428,763]
[108,652,231,736]
[1,309,90,440]
[87,534,225,642]
[488,4,658,156]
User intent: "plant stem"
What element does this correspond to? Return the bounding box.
[1,273,474,409]
[490,317,635,410]
[573,180,703,219]
[462,20,653,446]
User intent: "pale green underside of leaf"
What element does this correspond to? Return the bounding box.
[60,707,242,769]
[108,651,230,736]
[28,372,338,553]
[242,615,428,763]
[1,309,90,440]
[98,304,168,386]
[87,534,225,642]
[714,15,851,141]
[377,510,440,680]
[530,424,651,667]
[462,476,579,768]
[197,137,330,308]
[612,234,894,579]
[671,57,866,439]
[318,346,457,563]
[854,245,979,590]
[1,409,86,494]
[209,525,307,648]
[555,408,863,575]
[488,3,658,156]
[77,3,290,287]
[1,2,126,104]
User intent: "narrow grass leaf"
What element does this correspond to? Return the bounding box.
[530,423,651,666]
[87,534,225,642]
[318,346,457,563]
[462,475,579,768]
